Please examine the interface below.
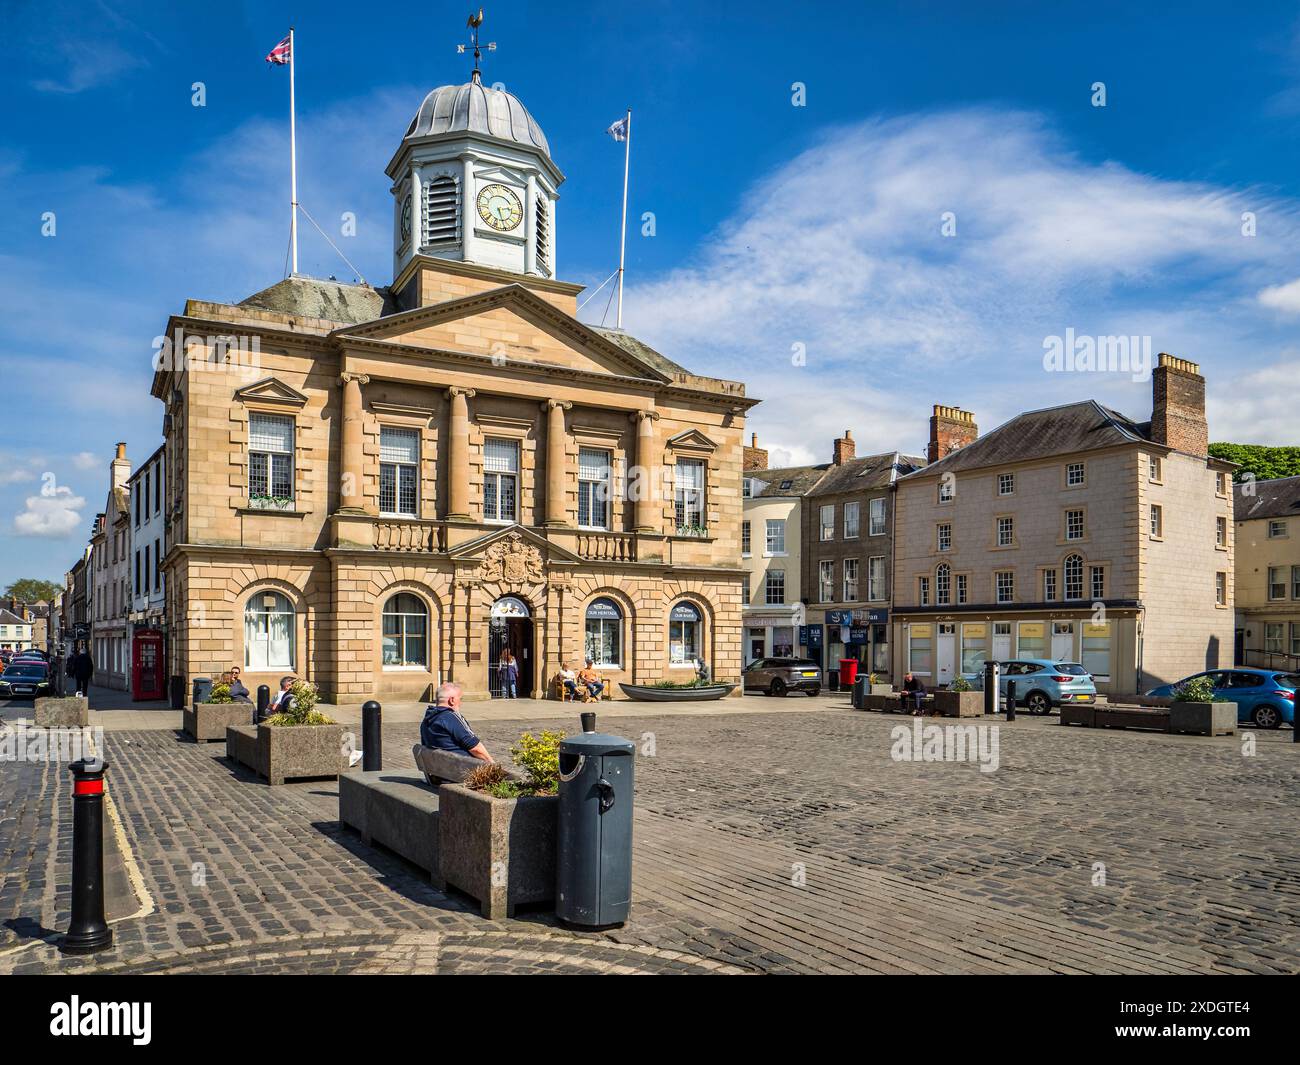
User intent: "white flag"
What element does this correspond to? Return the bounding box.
[605,115,629,142]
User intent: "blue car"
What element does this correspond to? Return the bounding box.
[1145,668,1297,729]
[970,659,1098,715]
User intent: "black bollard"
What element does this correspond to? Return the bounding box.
[983,660,999,717]
[61,758,113,955]
[256,684,270,724]
[580,710,596,733]
[1005,679,1017,722]
[362,700,382,771]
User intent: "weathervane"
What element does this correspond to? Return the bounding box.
[457,8,496,80]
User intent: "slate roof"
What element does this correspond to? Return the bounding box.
[1234,474,1300,522]
[898,400,1151,481]
[747,452,926,499]
[239,277,398,324]
[0,609,28,626]
[592,328,689,377]
[747,464,828,499]
[810,451,928,496]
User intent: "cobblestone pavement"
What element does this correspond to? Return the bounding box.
[1,707,1297,974]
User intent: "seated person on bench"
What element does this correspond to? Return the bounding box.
[419,682,493,762]
[900,672,926,715]
[578,658,604,700]
[558,661,581,700]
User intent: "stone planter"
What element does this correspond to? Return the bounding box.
[34,695,88,728]
[1169,700,1235,736]
[184,701,253,742]
[225,722,347,785]
[870,684,893,696]
[437,783,558,918]
[934,690,984,718]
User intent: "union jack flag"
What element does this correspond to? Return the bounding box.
[265,34,291,65]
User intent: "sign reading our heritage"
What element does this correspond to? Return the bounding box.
[586,598,621,620]
[670,603,701,622]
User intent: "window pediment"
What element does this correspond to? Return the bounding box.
[234,376,309,409]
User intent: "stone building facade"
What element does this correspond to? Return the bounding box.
[150,70,754,703]
[892,357,1235,695]
[1233,474,1300,670]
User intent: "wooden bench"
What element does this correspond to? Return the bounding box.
[553,673,612,702]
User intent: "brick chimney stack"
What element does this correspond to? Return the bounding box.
[927,405,978,464]
[1151,353,1207,457]
[832,430,856,466]
[743,432,769,471]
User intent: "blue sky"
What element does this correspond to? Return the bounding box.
[4,0,1300,588]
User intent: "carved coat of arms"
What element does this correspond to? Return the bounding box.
[478,534,544,584]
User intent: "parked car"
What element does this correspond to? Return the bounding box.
[0,661,52,699]
[970,659,1098,715]
[1145,668,1297,729]
[743,657,823,697]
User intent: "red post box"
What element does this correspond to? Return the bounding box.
[839,658,859,688]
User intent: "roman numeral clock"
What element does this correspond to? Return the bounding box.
[476,183,523,232]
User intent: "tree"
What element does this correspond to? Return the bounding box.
[3,578,62,604]
[1207,443,1300,483]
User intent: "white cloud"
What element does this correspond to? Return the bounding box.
[71,452,99,471]
[614,109,1300,463]
[1257,278,1300,314]
[14,486,86,537]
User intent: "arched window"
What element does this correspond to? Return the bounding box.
[585,598,623,668]
[935,563,951,605]
[669,601,702,666]
[1064,555,1084,600]
[382,593,428,668]
[245,591,294,670]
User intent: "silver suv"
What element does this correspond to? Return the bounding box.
[743,657,822,697]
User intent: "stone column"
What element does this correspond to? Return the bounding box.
[338,373,369,511]
[446,387,475,520]
[631,410,661,532]
[542,399,572,526]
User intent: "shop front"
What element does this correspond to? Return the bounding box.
[824,608,890,680]
[742,604,805,665]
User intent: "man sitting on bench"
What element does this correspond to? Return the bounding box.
[578,658,604,701]
[419,682,493,762]
[900,672,926,716]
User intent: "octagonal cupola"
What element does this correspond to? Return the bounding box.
[386,66,563,283]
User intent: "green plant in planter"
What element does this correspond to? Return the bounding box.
[1172,675,1216,703]
[650,678,723,689]
[265,679,335,726]
[467,729,566,798]
[207,682,234,704]
[950,676,972,692]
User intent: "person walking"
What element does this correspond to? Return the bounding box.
[70,644,94,696]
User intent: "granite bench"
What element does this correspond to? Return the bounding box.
[338,745,526,883]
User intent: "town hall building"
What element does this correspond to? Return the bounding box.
[151,65,755,702]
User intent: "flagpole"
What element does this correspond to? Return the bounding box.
[616,107,631,329]
[289,26,298,276]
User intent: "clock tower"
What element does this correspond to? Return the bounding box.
[385,60,562,284]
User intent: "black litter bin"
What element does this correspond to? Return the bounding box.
[170,675,186,711]
[556,731,635,929]
[852,673,869,709]
[191,676,213,707]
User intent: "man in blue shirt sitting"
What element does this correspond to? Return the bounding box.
[419,682,493,762]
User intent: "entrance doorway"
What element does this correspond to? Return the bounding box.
[489,596,533,698]
[1051,621,1075,661]
[936,623,956,686]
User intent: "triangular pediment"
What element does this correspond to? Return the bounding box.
[666,428,719,452]
[333,285,671,383]
[448,524,584,568]
[233,376,309,407]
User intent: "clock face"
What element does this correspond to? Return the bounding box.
[476,183,523,232]
[399,195,412,242]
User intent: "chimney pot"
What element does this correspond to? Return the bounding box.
[832,431,857,466]
[115,442,127,460]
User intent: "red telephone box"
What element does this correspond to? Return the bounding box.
[132,629,165,701]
